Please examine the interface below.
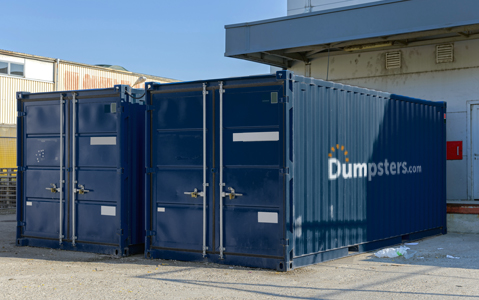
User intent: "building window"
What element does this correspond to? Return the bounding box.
[0,62,7,74]
[0,61,25,77]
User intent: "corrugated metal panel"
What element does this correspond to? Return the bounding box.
[0,76,54,124]
[0,126,16,168]
[58,63,172,91]
[288,72,446,261]
[0,138,16,168]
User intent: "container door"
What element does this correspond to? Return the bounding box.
[149,87,211,253]
[20,96,67,242]
[216,83,285,258]
[71,93,122,245]
[473,105,479,199]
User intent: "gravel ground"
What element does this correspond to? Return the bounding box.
[1,213,478,299]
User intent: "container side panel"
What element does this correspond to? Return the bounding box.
[292,76,446,258]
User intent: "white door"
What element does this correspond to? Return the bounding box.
[472,105,479,199]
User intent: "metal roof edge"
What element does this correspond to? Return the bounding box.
[60,60,179,83]
[0,49,179,83]
[225,20,479,57]
[225,0,405,29]
[0,49,56,63]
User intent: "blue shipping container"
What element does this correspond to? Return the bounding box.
[16,85,145,256]
[144,71,447,271]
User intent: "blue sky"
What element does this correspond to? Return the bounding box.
[1,1,286,81]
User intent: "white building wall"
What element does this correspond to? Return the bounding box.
[288,0,382,15]
[0,55,54,82]
[289,39,479,201]
[25,59,54,82]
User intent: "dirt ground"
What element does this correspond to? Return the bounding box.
[1,213,478,299]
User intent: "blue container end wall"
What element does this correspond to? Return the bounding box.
[143,71,446,271]
[16,85,145,256]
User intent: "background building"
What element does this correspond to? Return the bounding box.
[225,0,479,231]
[0,49,177,169]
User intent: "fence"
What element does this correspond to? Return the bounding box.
[0,168,16,210]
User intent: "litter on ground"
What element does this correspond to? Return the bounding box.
[375,246,412,258]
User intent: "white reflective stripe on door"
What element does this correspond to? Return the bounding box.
[258,212,278,223]
[101,206,116,216]
[233,132,279,142]
[90,137,117,145]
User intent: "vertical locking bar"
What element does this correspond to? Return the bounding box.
[219,81,225,259]
[59,94,63,244]
[202,83,208,257]
[72,93,77,246]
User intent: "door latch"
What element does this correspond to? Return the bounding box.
[45,183,61,193]
[75,184,90,195]
[223,187,243,200]
[184,188,204,198]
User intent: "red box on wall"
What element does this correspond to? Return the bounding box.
[447,141,462,160]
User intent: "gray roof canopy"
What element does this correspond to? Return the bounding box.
[225,0,479,68]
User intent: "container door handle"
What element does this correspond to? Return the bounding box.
[184,188,204,198]
[46,183,61,193]
[223,187,243,200]
[75,184,90,195]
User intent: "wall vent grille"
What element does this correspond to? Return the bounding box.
[436,44,454,63]
[386,51,401,69]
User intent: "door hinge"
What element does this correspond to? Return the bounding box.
[18,112,26,117]
[17,221,26,227]
[281,238,289,246]
[146,105,155,111]
[117,168,124,174]
[146,230,156,236]
[18,167,26,172]
[280,96,289,103]
[146,167,155,174]
[280,168,289,175]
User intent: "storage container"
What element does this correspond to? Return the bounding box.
[16,85,145,256]
[144,71,446,271]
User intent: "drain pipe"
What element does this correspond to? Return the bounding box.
[304,0,312,13]
[55,59,60,91]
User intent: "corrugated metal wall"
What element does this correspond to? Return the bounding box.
[288,74,446,257]
[59,62,163,91]
[0,77,54,124]
[0,126,16,168]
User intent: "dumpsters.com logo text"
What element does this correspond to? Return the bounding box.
[328,144,422,181]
